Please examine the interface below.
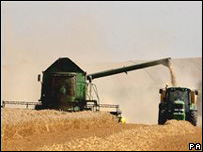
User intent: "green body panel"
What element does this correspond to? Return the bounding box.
[173,100,186,120]
[190,104,196,110]
[75,73,86,101]
[173,113,186,120]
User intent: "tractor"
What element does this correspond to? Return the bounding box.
[159,86,199,126]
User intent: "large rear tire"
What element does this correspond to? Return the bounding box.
[158,103,168,125]
[189,110,197,126]
[158,110,168,125]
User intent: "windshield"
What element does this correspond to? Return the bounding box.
[167,89,190,104]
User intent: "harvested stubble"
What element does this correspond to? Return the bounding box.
[39,120,201,151]
[2,108,118,141]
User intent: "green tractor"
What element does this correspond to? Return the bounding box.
[159,86,199,126]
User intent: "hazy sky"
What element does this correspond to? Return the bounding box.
[1,1,202,65]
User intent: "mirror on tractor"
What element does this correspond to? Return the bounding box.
[195,90,199,95]
[159,89,163,94]
[38,74,41,82]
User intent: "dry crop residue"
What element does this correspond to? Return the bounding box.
[2,108,118,140]
[40,120,202,151]
[2,108,202,151]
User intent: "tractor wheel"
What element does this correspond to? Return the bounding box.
[158,109,167,125]
[189,110,197,126]
[158,103,167,125]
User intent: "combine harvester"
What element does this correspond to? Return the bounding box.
[2,57,199,125]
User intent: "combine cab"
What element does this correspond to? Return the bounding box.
[159,87,199,126]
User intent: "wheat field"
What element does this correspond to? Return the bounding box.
[1,108,202,151]
[2,108,118,140]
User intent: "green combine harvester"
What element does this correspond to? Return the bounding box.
[159,87,199,126]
